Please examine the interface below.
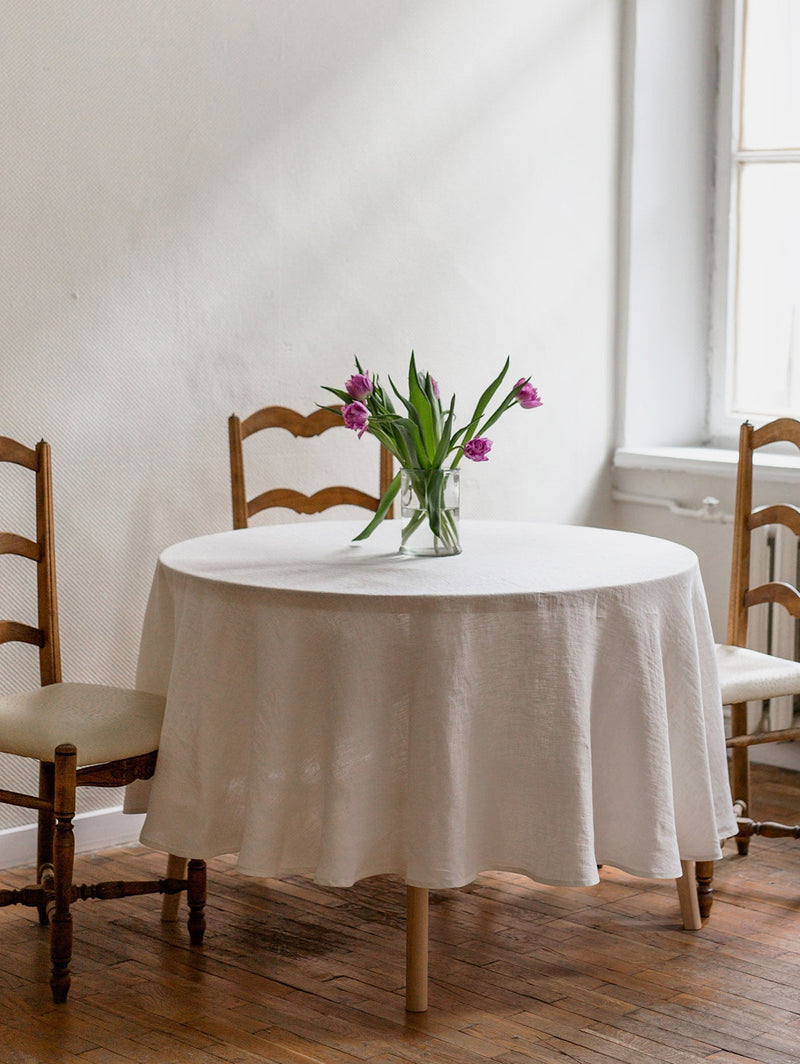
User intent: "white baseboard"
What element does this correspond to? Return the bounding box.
[0,807,145,872]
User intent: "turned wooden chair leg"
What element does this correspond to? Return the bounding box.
[406,885,429,1012]
[675,859,702,929]
[36,761,55,926]
[50,744,76,1003]
[187,859,207,945]
[695,859,715,919]
[161,854,188,922]
[730,702,751,856]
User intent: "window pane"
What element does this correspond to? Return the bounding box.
[733,163,800,415]
[741,0,800,149]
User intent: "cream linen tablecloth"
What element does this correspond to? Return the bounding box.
[129,520,736,889]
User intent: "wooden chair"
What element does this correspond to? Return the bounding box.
[228,405,393,528]
[0,437,206,1002]
[695,418,800,916]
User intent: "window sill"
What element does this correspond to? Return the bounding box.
[614,446,800,482]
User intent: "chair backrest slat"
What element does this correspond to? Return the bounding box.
[749,504,800,536]
[0,621,44,647]
[0,533,40,560]
[247,486,385,519]
[0,437,38,470]
[751,418,800,451]
[744,582,800,618]
[0,438,61,685]
[241,405,342,440]
[229,404,393,530]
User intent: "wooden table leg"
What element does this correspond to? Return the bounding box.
[161,854,187,922]
[406,885,429,1012]
[675,859,702,930]
[695,859,715,918]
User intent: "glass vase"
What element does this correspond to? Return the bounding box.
[399,468,461,557]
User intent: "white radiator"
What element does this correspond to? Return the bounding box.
[745,525,800,733]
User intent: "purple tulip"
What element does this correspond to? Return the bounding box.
[515,378,542,409]
[345,372,373,401]
[430,377,440,399]
[342,401,370,438]
[463,436,493,462]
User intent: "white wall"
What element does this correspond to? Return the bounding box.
[0,0,620,838]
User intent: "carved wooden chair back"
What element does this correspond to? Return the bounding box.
[228,405,393,529]
[727,418,800,647]
[0,437,61,685]
[0,436,206,1003]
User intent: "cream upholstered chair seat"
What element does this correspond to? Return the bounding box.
[715,644,800,706]
[0,684,165,765]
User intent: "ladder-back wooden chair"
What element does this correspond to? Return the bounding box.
[695,418,800,915]
[0,436,206,1002]
[228,405,393,528]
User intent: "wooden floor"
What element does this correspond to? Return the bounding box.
[0,765,798,1064]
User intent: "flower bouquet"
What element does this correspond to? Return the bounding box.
[322,353,541,556]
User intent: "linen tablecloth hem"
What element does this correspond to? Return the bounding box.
[235,860,607,889]
[147,849,717,890]
[403,865,602,890]
[237,858,695,889]
[138,833,235,862]
[594,855,713,881]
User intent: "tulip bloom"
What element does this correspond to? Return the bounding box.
[342,401,370,438]
[515,378,542,409]
[463,437,493,462]
[345,373,373,401]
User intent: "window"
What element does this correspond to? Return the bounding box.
[711,0,800,440]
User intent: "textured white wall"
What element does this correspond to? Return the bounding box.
[0,1,619,831]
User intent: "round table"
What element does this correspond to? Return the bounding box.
[130,520,735,1009]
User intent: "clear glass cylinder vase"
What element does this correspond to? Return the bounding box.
[399,468,461,557]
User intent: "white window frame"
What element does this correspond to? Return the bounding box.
[707,0,741,446]
[708,0,800,444]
